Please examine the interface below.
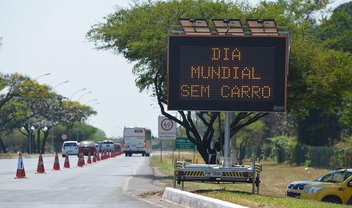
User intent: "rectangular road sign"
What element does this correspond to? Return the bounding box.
[175,137,196,150]
[158,115,176,140]
[167,35,288,112]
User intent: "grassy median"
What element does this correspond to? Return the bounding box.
[151,152,345,208]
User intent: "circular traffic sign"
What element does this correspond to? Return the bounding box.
[161,118,174,131]
[61,134,68,140]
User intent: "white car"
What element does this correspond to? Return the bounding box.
[101,140,114,152]
[61,141,79,157]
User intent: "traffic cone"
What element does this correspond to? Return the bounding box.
[36,154,46,174]
[87,152,92,164]
[52,153,60,171]
[64,154,70,168]
[92,153,97,163]
[96,152,100,161]
[77,151,84,167]
[101,151,105,160]
[15,152,27,179]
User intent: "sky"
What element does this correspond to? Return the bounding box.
[0,0,349,138]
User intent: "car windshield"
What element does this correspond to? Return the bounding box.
[315,170,352,183]
[64,143,77,147]
[103,142,113,144]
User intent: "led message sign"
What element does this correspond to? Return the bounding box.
[168,35,288,112]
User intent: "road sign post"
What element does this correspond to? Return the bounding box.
[158,115,176,163]
[158,115,176,140]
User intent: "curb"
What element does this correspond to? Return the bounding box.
[162,187,248,208]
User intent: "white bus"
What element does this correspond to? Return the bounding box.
[123,127,152,157]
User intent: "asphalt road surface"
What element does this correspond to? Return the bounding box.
[0,153,175,208]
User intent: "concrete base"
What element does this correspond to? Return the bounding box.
[162,187,248,208]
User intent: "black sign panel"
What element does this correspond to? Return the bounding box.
[167,35,288,112]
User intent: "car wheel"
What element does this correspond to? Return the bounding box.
[322,195,342,204]
[146,153,150,157]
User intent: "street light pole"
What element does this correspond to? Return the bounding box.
[70,88,87,100]
[78,91,92,102]
[34,73,51,80]
[51,80,69,153]
[53,80,69,91]
[86,99,98,104]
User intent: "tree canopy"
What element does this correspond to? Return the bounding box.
[0,73,98,153]
[87,0,352,162]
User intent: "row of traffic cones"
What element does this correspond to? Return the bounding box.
[15,150,119,179]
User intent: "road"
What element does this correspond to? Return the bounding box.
[0,154,175,208]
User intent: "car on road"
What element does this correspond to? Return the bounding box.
[101,140,114,152]
[78,141,96,156]
[95,141,103,152]
[114,143,122,154]
[61,141,79,157]
[286,168,352,204]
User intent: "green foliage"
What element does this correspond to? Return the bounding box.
[288,35,352,116]
[269,135,297,163]
[317,1,352,52]
[1,130,27,152]
[0,72,99,153]
[87,0,352,160]
[297,109,342,146]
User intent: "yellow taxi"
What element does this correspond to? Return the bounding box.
[286,168,352,204]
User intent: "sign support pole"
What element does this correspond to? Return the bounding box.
[224,112,230,167]
[160,140,163,163]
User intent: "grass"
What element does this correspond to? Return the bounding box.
[151,152,346,208]
[0,152,24,159]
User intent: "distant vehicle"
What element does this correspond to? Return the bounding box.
[61,141,79,157]
[123,127,152,157]
[101,140,114,152]
[78,141,96,156]
[286,168,352,204]
[95,141,103,152]
[114,143,122,154]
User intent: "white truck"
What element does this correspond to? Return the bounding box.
[123,127,152,157]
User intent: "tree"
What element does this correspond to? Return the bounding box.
[87,0,351,162]
[317,1,352,52]
[316,1,352,131]
[88,0,272,163]
[0,72,97,153]
[0,73,29,152]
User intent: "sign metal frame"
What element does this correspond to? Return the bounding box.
[167,35,288,112]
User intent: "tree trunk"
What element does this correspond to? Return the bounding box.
[41,130,50,154]
[0,136,7,153]
[36,129,41,154]
[197,144,209,164]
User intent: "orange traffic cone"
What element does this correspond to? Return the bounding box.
[77,151,84,167]
[52,153,60,171]
[92,153,97,163]
[103,151,107,160]
[87,152,92,164]
[15,152,27,179]
[64,154,70,168]
[96,152,100,161]
[36,154,46,174]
